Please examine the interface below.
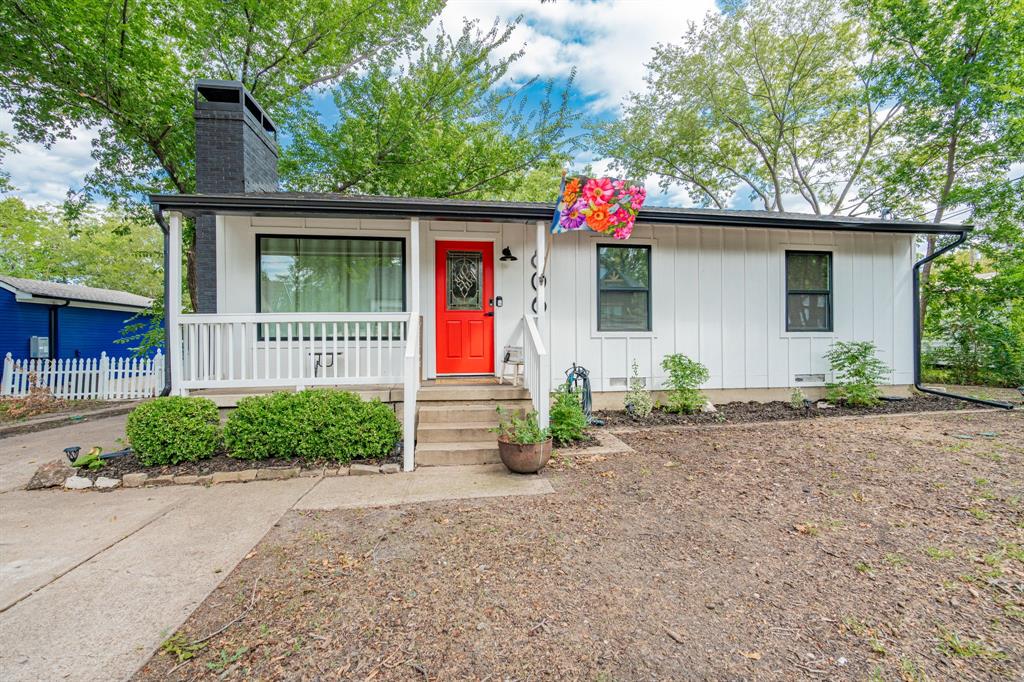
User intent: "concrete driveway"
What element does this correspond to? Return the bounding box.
[0,414,131,493]
[0,415,552,681]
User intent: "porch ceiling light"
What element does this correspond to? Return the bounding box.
[500,246,517,262]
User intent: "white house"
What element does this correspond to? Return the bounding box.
[151,81,970,471]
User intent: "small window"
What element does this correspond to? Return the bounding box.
[597,244,651,332]
[786,251,832,332]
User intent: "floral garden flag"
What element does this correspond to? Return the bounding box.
[551,176,647,240]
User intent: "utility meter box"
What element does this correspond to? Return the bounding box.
[29,336,50,359]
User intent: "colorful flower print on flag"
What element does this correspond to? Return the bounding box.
[551,176,647,239]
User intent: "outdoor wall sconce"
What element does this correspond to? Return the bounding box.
[499,246,517,262]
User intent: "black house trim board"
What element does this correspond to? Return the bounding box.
[151,193,970,235]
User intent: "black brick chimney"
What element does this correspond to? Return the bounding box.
[193,80,279,313]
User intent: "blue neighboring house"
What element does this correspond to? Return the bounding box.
[0,275,158,359]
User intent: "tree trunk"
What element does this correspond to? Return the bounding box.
[920,111,961,336]
[918,234,938,337]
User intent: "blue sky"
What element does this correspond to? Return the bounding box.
[0,1,720,207]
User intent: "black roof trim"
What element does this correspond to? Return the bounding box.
[150,193,970,235]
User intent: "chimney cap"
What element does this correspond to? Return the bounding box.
[194,79,277,138]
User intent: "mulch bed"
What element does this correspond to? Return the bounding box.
[594,393,987,428]
[78,449,401,481]
[134,410,1023,681]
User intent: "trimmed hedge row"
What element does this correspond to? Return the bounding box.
[125,390,401,466]
[224,389,400,461]
[126,396,221,466]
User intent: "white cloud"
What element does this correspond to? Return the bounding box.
[437,0,716,113]
[1,111,98,206]
[435,1,719,206]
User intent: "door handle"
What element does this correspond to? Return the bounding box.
[484,312,494,317]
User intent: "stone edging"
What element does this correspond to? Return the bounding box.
[60,461,401,491]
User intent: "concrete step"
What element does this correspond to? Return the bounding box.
[416,385,531,402]
[416,441,501,466]
[417,403,530,424]
[416,421,496,443]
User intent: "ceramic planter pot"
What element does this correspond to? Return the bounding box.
[497,437,552,474]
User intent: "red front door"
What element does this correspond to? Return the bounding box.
[435,241,494,374]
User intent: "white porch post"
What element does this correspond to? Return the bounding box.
[534,220,551,428]
[410,217,421,321]
[167,212,185,395]
[403,217,421,471]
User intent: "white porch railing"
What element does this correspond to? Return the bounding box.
[177,313,410,389]
[523,315,550,427]
[2,351,164,400]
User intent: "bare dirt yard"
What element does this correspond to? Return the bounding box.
[136,409,1023,681]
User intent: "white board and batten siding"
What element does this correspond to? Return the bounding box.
[216,216,914,393]
[542,224,914,392]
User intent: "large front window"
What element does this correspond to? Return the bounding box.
[258,236,405,313]
[597,244,651,331]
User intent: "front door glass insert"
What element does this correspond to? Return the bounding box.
[446,250,483,310]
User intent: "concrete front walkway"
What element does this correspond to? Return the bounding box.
[0,416,554,682]
[295,463,553,510]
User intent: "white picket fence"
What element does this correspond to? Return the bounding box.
[1,351,164,400]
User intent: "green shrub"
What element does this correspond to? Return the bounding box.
[493,407,549,445]
[824,341,890,407]
[790,388,807,409]
[660,353,709,414]
[222,389,400,462]
[624,359,653,419]
[924,258,1024,387]
[126,396,221,466]
[549,383,587,445]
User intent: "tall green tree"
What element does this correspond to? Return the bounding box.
[0,197,163,298]
[282,19,578,201]
[594,0,894,214]
[0,133,14,193]
[0,0,444,305]
[850,0,1024,326]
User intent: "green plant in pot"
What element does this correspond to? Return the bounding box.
[492,407,552,474]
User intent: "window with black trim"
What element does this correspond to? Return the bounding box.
[597,244,651,332]
[785,250,832,332]
[257,235,405,314]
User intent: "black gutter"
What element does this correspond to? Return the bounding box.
[151,204,173,397]
[150,193,969,235]
[913,231,1014,409]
